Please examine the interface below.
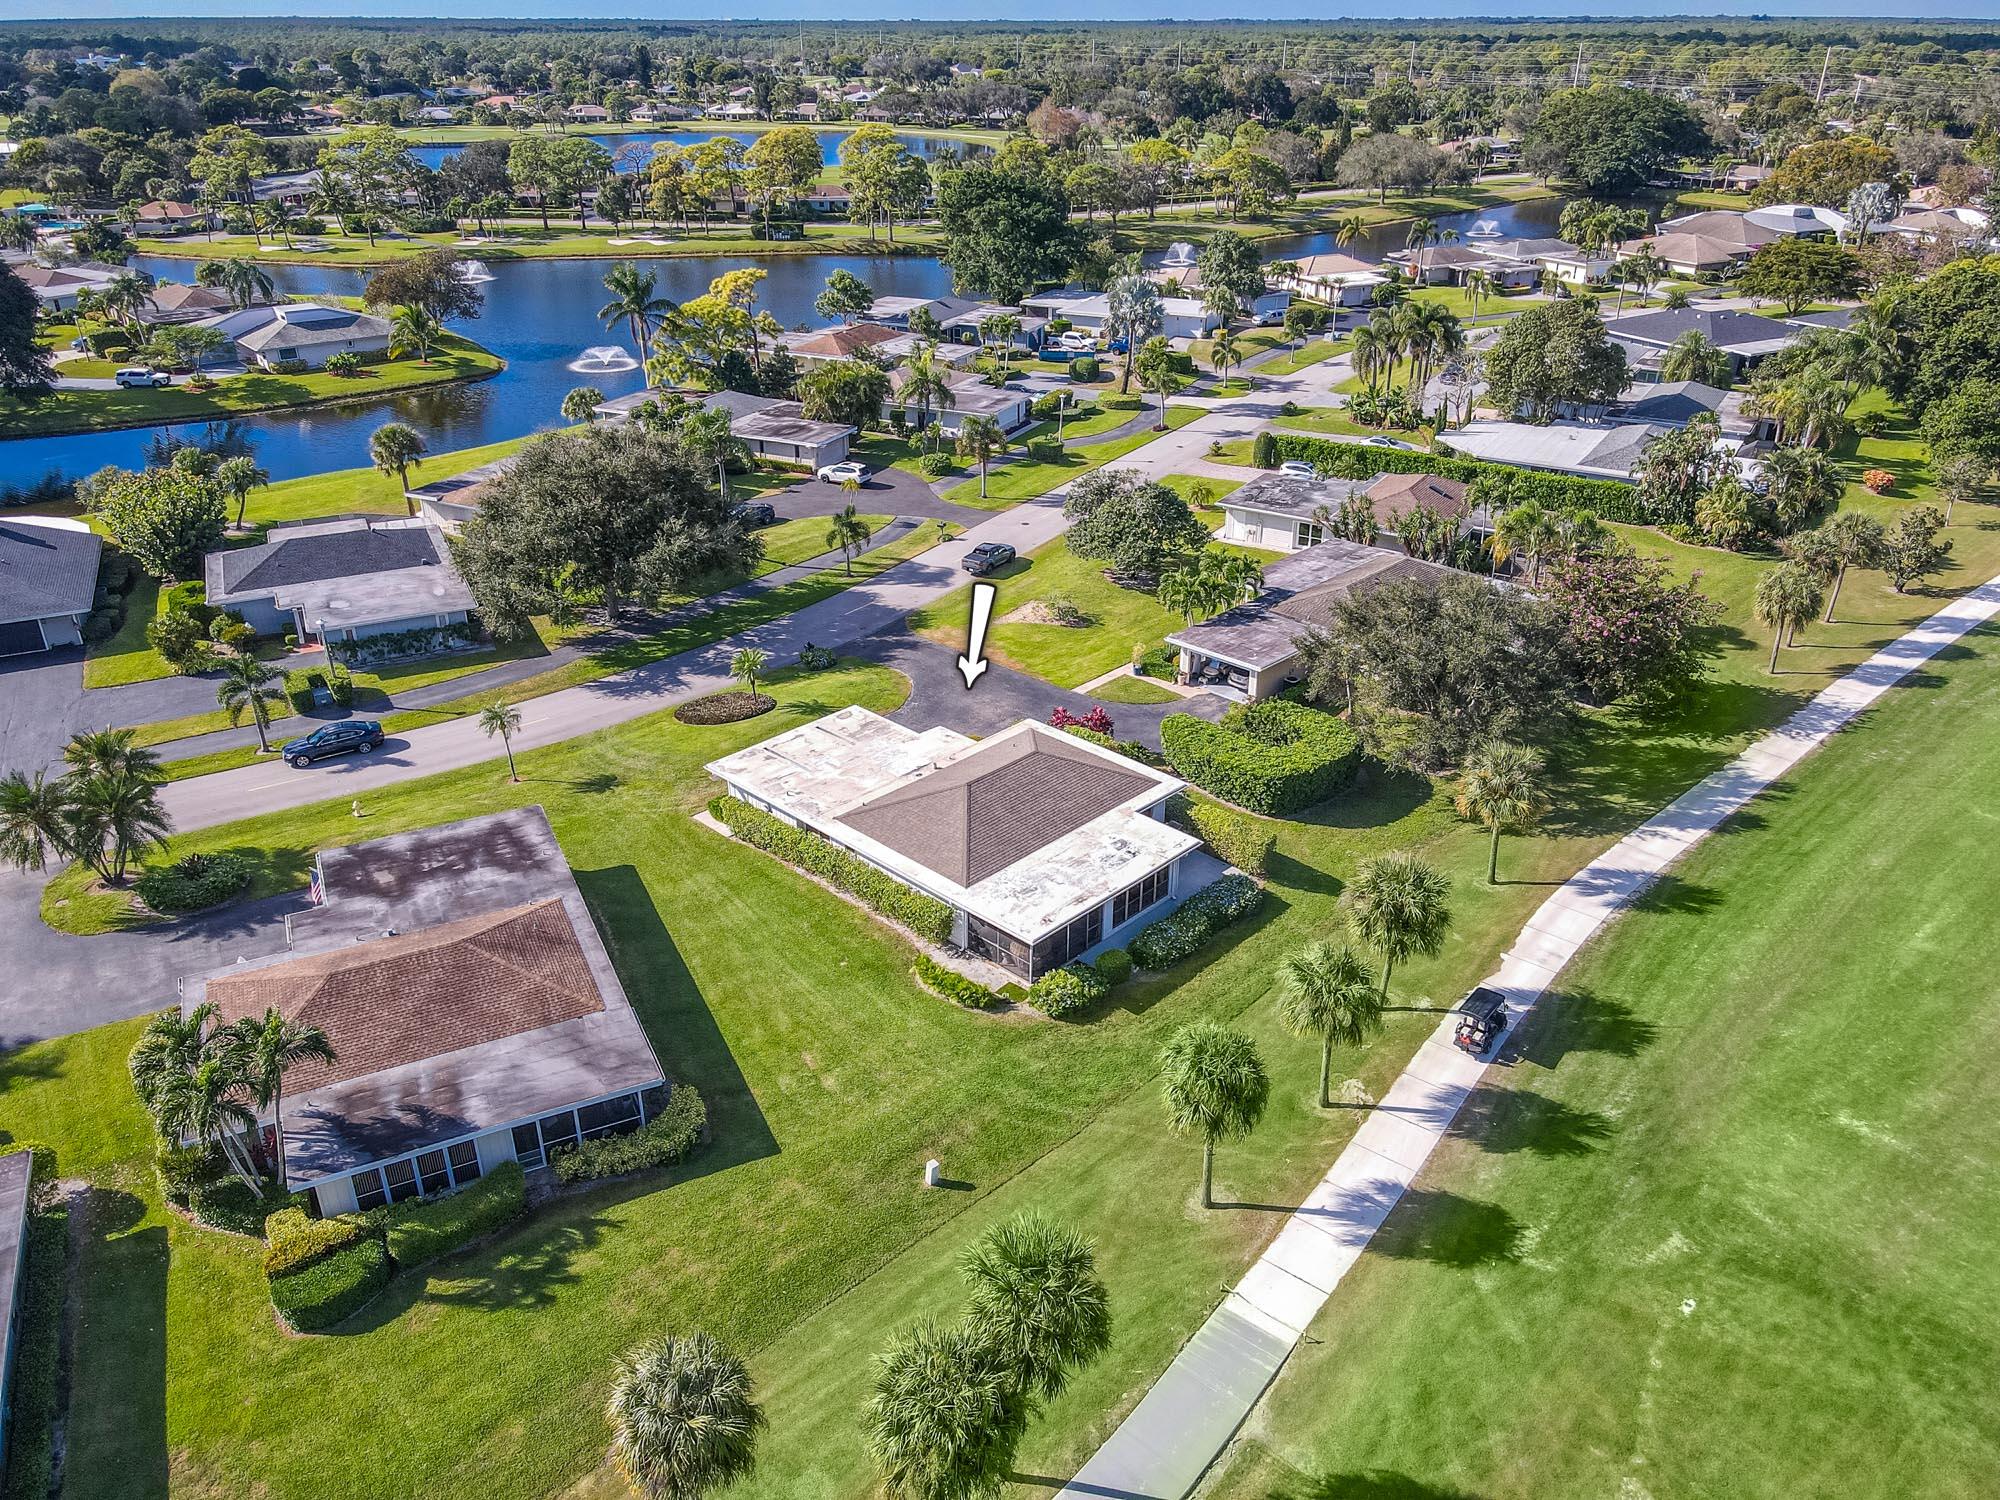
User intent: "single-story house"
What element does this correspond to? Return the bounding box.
[566,103,610,122]
[1442,419,1668,482]
[1884,205,1989,241]
[139,281,238,324]
[131,200,207,234]
[12,261,124,312]
[800,183,852,215]
[1385,244,1537,287]
[1167,539,1461,702]
[708,709,1214,981]
[936,301,1048,350]
[1600,306,1801,379]
[1214,471,1375,553]
[1022,288,1219,341]
[1269,252,1388,308]
[187,808,669,1216]
[1469,237,1613,285]
[890,366,1032,434]
[406,455,515,530]
[595,388,856,468]
[0,1148,32,1473]
[1364,470,1492,540]
[1744,203,1848,239]
[1610,379,1762,438]
[204,516,475,650]
[0,515,102,657]
[196,302,392,371]
[779,321,909,366]
[250,170,320,205]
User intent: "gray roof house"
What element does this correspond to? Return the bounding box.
[195,302,392,371]
[1215,471,1493,556]
[709,709,1219,982]
[1167,540,1462,702]
[204,516,475,651]
[0,516,102,656]
[595,388,855,468]
[1442,419,1667,481]
[184,808,668,1217]
[1600,306,1802,379]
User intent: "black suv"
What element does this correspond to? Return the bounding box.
[281,720,384,768]
[962,542,1017,576]
[733,501,777,529]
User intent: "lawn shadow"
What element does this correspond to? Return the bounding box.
[1453,1084,1613,1158]
[1294,762,1435,831]
[575,865,778,1180]
[1277,1471,1487,1500]
[370,1203,619,1321]
[71,1186,168,1498]
[1517,987,1660,1070]
[1626,872,1721,917]
[1368,1187,1521,1268]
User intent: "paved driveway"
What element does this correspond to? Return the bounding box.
[766,463,976,525]
[0,647,225,773]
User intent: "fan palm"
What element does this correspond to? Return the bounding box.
[1754,561,1826,673]
[607,1331,765,1500]
[389,304,443,365]
[953,416,1009,499]
[478,701,524,781]
[368,422,427,514]
[1105,274,1163,394]
[868,1321,1028,1500]
[1160,1021,1269,1208]
[215,654,288,754]
[1454,741,1551,883]
[598,261,674,363]
[1341,851,1452,1001]
[959,1211,1112,1400]
[825,505,874,575]
[0,770,76,874]
[217,1009,334,1187]
[1275,940,1382,1107]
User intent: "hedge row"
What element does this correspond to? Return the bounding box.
[262,1206,375,1276]
[269,1237,393,1333]
[1160,701,1362,816]
[912,954,1006,1010]
[133,852,250,915]
[1,1206,66,1500]
[1059,723,1165,767]
[1028,961,1111,1019]
[1172,796,1276,876]
[552,1087,707,1185]
[1129,874,1265,971]
[1094,948,1134,986]
[1259,432,1645,525]
[374,1161,525,1270]
[710,796,955,944]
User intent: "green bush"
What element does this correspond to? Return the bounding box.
[1093,948,1134,986]
[134,851,249,914]
[82,605,124,644]
[1058,724,1165,767]
[1265,432,1644,525]
[1070,355,1100,382]
[372,1162,524,1270]
[1160,700,1362,816]
[710,796,955,943]
[918,451,957,479]
[1251,431,1280,468]
[4,1205,68,1500]
[1028,961,1110,1018]
[1135,643,1179,680]
[268,1236,392,1332]
[156,1141,217,1207]
[83,326,132,356]
[271,357,310,375]
[327,663,354,707]
[551,1088,706,1184]
[1175,797,1276,876]
[100,550,137,594]
[188,1173,273,1236]
[1129,873,1264,971]
[912,954,1005,1009]
[262,1208,376,1276]
[1025,437,1062,462]
[322,351,364,375]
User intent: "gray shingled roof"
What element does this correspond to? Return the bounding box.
[0,518,102,626]
[1601,307,1797,352]
[215,523,447,598]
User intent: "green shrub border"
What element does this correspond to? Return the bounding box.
[912,954,1007,1009]
[1129,873,1265,971]
[552,1088,706,1185]
[1160,700,1362,817]
[268,1236,392,1333]
[371,1161,525,1270]
[1170,795,1277,876]
[709,795,955,944]
[1259,432,1644,525]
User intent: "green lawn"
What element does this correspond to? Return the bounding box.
[750,513,891,575]
[81,574,163,688]
[0,333,502,439]
[1088,673,1183,704]
[1257,337,1351,377]
[1206,620,2000,1500]
[941,405,1201,508]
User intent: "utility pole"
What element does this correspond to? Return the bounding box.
[1815,45,1834,103]
[1408,41,1417,84]
[1572,43,1585,89]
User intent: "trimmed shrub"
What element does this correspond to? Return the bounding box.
[551,1088,706,1184]
[1025,437,1062,462]
[156,1140,217,1207]
[1057,723,1166,767]
[82,605,123,643]
[1028,961,1110,1019]
[83,326,132,356]
[797,643,838,671]
[322,351,364,375]
[710,796,955,943]
[326,663,354,707]
[269,1236,392,1332]
[1135,643,1179,680]
[188,1174,272,1236]
[918,452,957,479]
[1070,355,1100,382]
[1160,701,1362,816]
[1129,873,1264,971]
[912,954,1006,1009]
[373,1162,525,1270]
[262,1208,376,1276]
[284,667,323,713]
[1175,798,1276,876]
[134,851,250,914]
[1252,431,1279,468]
[1093,948,1134,986]
[1266,431,1645,525]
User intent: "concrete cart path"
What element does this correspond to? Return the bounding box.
[1052,572,2000,1500]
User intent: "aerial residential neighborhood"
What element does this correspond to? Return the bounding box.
[0,11,1995,1500]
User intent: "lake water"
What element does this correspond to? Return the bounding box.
[0,193,1565,492]
[409,129,987,173]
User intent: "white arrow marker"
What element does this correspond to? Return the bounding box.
[957,581,997,689]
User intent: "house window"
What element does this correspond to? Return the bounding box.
[448,1140,481,1184]
[1031,906,1104,977]
[512,1122,544,1170]
[352,1167,388,1211]
[1113,867,1171,929]
[966,915,1031,977]
[578,1093,643,1140]
[416,1149,452,1195]
[1294,520,1324,548]
[383,1157,421,1204]
[536,1110,579,1157]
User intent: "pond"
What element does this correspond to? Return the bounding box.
[409,129,989,173]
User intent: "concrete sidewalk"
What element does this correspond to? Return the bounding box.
[1051,572,2000,1500]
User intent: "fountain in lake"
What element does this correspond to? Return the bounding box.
[457,258,496,284]
[1162,240,1197,267]
[567,345,640,374]
[1466,219,1502,239]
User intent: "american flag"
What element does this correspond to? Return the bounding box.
[308,864,324,905]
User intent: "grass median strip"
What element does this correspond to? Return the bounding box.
[942,405,1202,508]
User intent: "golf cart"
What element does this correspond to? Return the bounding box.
[1452,985,1509,1056]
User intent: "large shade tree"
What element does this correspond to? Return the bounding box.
[1478,299,1628,422]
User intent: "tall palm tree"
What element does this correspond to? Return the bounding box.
[607,1331,765,1500]
[98,271,152,330]
[1341,851,1452,1001]
[1754,561,1825,673]
[1813,512,1889,623]
[1403,215,1439,280]
[478,701,524,781]
[155,1053,264,1193]
[1760,445,1842,533]
[69,769,170,884]
[1209,327,1239,384]
[0,770,76,874]
[897,346,951,446]
[598,261,674,363]
[215,654,288,754]
[63,727,163,783]
[1332,213,1369,252]
[219,257,275,309]
[1464,267,1495,323]
[825,505,874,575]
[129,1001,217,1117]
[1454,741,1551,884]
[959,1211,1112,1400]
[1156,566,1207,628]
[218,1009,334,1187]
[952,416,1008,500]
[1160,1021,1268,1208]
[1491,500,1561,584]
[1405,302,1464,403]
[867,1320,1027,1500]
[389,304,443,365]
[215,455,270,528]
[678,405,744,503]
[369,422,427,514]
[1275,940,1382,1108]
[561,385,605,424]
[1105,274,1163,394]
[1350,323,1390,396]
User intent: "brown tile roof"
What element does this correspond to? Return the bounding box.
[842,732,1157,887]
[203,898,604,1093]
[1366,470,1472,523]
[789,322,905,358]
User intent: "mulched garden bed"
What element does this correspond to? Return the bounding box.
[673,690,776,725]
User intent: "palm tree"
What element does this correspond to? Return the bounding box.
[1760,445,1842,533]
[478,701,524,781]
[678,406,745,503]
[731,647,768,697]
[1209,327,1239,384]
[1156,566,1207,628]
[952,416,1008,500]
[1160,1021,1269,1208]
[1660,331,1729,385]
[1754,561,1826,673]
[1134,335,1177,431]
[598,261,674,363]
[825,505,874,575]
[867,1320,1027,1500]
[69,769,170,884]
[1620,247,1665,312]
[607,1331,765,1500]
[154,1054,264,1194]
[389,304,443,365]
[215,455,269,528]
[218,257,275,309]
[1333,213,1369,252]
[369,422,427,515]
[215,654,288,754]
[129,1001,217,1117]
[98,271,152,329]
[898,345,952,443]
[64,727,163,782]
[1105,274,1163,394]
[1454,742,1550,884]
[1404,215,1439,280]
[958,1211,1112,1400]
[1464,267,1495,323]
[1814,512,1889,622]
[561,385,605,424]
[1350,323,1390,396]
[1342,851,1452,1002]
[1404,302,1463,403]
[1275,940,1382,1108]
[1492,500,1560,584]
[217,1008,334,1187]
[0,770,76,874]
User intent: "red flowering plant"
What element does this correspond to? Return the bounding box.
[1050,705,1114,735]
[1540,548,1723,708]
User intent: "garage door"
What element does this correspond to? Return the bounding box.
[0,619,47,656]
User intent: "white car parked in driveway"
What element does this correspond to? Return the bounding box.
[114,367,171,388]
[816,460,870,485]
[1278,460,1319,478]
